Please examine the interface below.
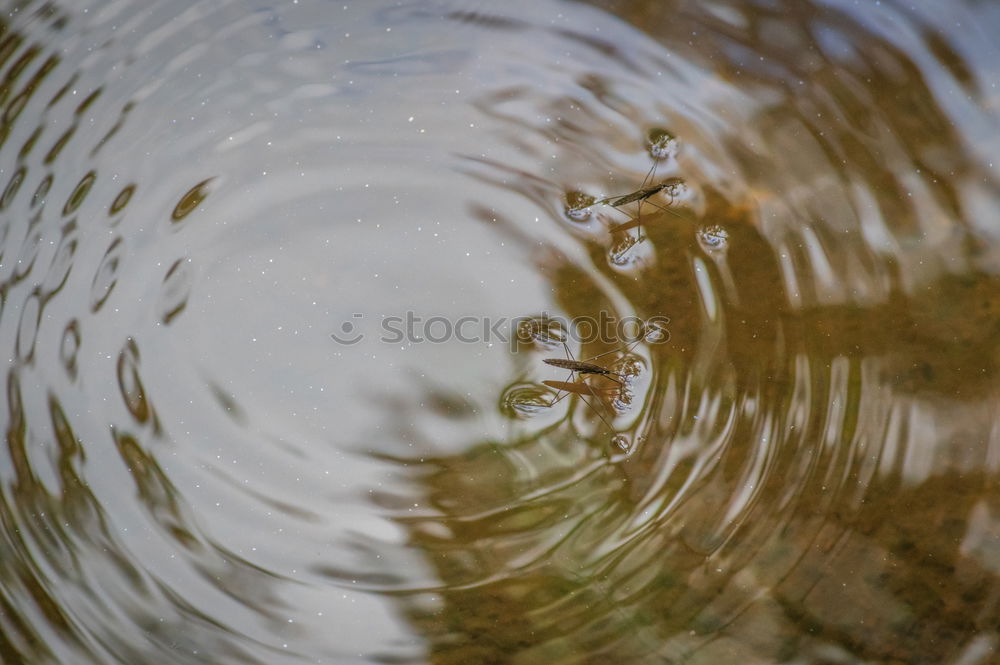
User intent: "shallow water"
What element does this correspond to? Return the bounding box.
[1,0,999,663]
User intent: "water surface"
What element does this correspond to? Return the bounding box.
[0,0,999,663]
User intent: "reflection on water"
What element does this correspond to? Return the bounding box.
[1,0,999,663]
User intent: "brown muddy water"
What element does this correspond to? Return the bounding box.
[1,1,999,663]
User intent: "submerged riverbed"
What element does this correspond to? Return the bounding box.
[0,1,999,663]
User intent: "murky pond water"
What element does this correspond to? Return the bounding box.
[1,0,1000,663]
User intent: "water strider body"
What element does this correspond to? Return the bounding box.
[597,177,685,209]
[542,357,625,386]
[564,162,687,234]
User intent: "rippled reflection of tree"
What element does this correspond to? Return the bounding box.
[370,0,1000,650]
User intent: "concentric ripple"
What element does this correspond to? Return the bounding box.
[0,1,999,664]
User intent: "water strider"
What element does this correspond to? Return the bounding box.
[599,174,689,233]
[596,176,685,210]
[565,128,689,235]
[540,335,647,431]
[542,357,625,386]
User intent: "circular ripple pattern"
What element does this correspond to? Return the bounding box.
[0,2,999,665]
